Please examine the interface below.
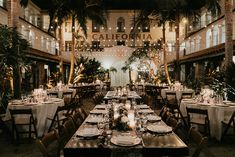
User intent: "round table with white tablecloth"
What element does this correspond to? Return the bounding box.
[180,99,235,141]
[6,98,64,137]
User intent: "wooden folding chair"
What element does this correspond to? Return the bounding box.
[36,129,60,157]
[188,127,215,157]
[186,107,210,136]
[47,102,78,133]
[9,108,38,143]
[165,91,188,128]
[221,111,235,141]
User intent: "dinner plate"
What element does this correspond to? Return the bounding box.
[24,102,37,106]
[42,101,53,104]
[182,98,193,101]
[90,109,108,114]
[136,105,149,109]
[147,124,172,134]
[223,100,231,104]
[95,105,106,109]
[110,135,141,146]
[11,100,23,104]
[147,115,161,122]
[138,109,154,114]
[86,117,104,124]
[226,102,235,106]
[76,128,101,137]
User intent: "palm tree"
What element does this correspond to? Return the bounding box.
[131,0,221,83]
[0,25,30,98]
[224,0,233,71]
[132,8,175,84]
[50,0,107,84]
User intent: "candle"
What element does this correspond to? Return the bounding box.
[128,110,135,128]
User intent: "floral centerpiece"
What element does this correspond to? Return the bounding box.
[112,106,132,131]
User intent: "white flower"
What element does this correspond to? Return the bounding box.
[121,116,129,123]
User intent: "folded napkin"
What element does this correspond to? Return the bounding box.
[147,115,161,122]
[115,136,135,145]
[77,128,100,137]
[90,109,108,114]
[147,125,172,133]
[86,117,103,123]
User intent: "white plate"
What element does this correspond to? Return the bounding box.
[147,115,161,122]
[110,135,141,146]
[76,128,101,137]
[86,117,104,123]
[223,100,231,104]
[95,105,106,109]
[147,124,172,133]
[24,102,37,106]
[138,109,154,114]
[90,109,108,114]
[136,105,149,109]
[227,102,235,106]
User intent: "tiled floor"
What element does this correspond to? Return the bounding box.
[1,97,235,157]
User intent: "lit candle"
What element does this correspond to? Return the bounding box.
[128,110,135,128]
[125,103,131,110]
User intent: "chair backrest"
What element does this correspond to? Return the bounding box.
[76,107,88,121]
[188,127,215,157]
[166,116,179,132]
[63,117,77,141]
[9,108,35,125]
[165,91,177,105]
[159,106,170,122]
[186,107,208,116]
[181,92,193,100]
[69,112,83,128]
[36,129,59,157]
[48,92,59,98]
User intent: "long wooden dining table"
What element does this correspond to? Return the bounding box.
[64,102,189,157]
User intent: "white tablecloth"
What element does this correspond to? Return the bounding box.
[6,98,64,137]
[180,100,235,140]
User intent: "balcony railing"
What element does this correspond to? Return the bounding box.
[19,18,58,56]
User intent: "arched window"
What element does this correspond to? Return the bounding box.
[206,29,212,48]
[117,17,125,32]
[213,25,219,46]
[221,21,225,43]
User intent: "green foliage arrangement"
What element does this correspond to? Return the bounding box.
[74,56,103,83]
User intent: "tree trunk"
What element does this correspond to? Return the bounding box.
[162,23,171,85]
[58,24,64,83]
[175,8,180,81]
[129,67,132,83]
[224,0,233,70]
[68,16,76,84]
[13,66,21,99]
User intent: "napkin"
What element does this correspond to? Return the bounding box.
[77,128,100,137]
[115,136,135,145]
